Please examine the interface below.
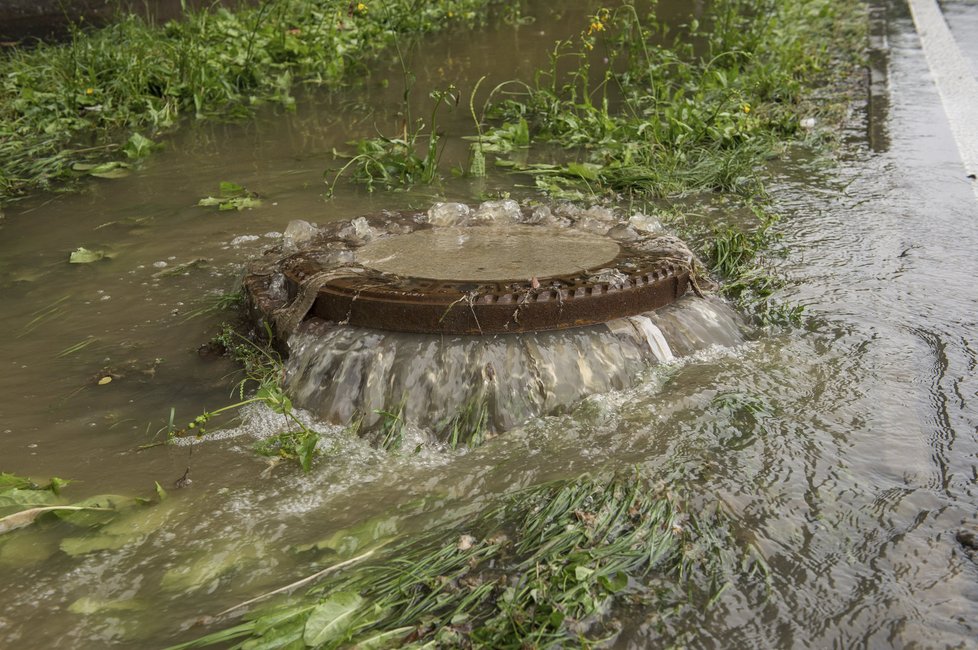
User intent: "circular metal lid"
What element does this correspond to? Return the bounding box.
[245,206,692,335]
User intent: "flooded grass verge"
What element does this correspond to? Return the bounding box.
[0,0,517,205]
[170,472,765,649]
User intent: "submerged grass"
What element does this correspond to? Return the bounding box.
[478,0,865,200]
[171,472,766,649]
[0,0,513,205]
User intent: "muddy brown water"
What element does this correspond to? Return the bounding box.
[1,0,977,647]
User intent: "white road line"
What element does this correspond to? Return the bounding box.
[907,0,978,200]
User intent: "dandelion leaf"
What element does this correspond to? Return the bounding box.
[69,247,106,264]
[69,596,145,615]
[0,529,59,565]
[302,592,363,647]
[87,162,132,179]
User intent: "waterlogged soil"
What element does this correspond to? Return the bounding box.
[1,0,977,647]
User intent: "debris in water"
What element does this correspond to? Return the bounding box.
[174,468,192,489]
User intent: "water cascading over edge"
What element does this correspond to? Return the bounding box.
[242,200,751,444]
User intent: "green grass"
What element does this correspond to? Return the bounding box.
[477,0,866,200]
[0,0,514,204]
[169,472,767,649]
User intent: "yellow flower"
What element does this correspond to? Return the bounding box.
[85,88,94,95]
[742,103,751,114]
[356,2,366,12]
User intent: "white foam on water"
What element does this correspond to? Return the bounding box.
[624,315,675,363]
[284,296,750,439]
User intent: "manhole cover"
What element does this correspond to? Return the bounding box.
[245,202,693,336]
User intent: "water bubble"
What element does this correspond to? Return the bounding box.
[471,199,522,225]
[230,235,260,246]
[427,202,472,226]
[283,220,318,252]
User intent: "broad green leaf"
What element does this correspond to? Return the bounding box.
[88,161,131,179]
[55,494,134,527]
[161,543,258,593]
[349,626,414,649]
[0,473,37,490]
[241,618,305,650]
[124,132,155,159]
[219,181,245,196]
[293,516,398,557]
[0,487,59,512]
[574,565,594,581]
[100,500,173,537]
[198,196,262,211]
[598,570,629,593]
[61,500,172,555]
[61,534,132,556]
[566,162,600,180]
[252,605,317,636]
[0,529,59,565]
[69,247,106,264]
[68,596,145,615]
[302,592,363,646]
[220,196,262,211]
[48,477,69,496]
[0,505,110,535]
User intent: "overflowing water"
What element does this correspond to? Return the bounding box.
[1,0,978,647]
[285,297,749,435]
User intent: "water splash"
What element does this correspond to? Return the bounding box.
[284,296,750,439]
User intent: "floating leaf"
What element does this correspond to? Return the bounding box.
[88,161,131,179]
[198,182,262,211]
[69,596,145,615]
[0,505,109,535]
[123,132,155,159]
[302,592,363,646]
[222,196,262,211]
[293,515,398,557]
[69,247,106,264]
[0,529,60,565]
[0,474,39,490]
[219,181,245,196]
[0,487,59,513]
[98,376,112,385]
[72,161,132,179]
[349,626,414,649]
[566,162,601,180]
[161,543,257,593]
[54,494,134,527]
[242,620,305,650]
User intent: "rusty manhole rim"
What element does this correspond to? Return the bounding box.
[245,204,693,336]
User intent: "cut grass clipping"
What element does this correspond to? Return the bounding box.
[171,473,766,649]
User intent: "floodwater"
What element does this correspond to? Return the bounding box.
[1,0,977,647]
